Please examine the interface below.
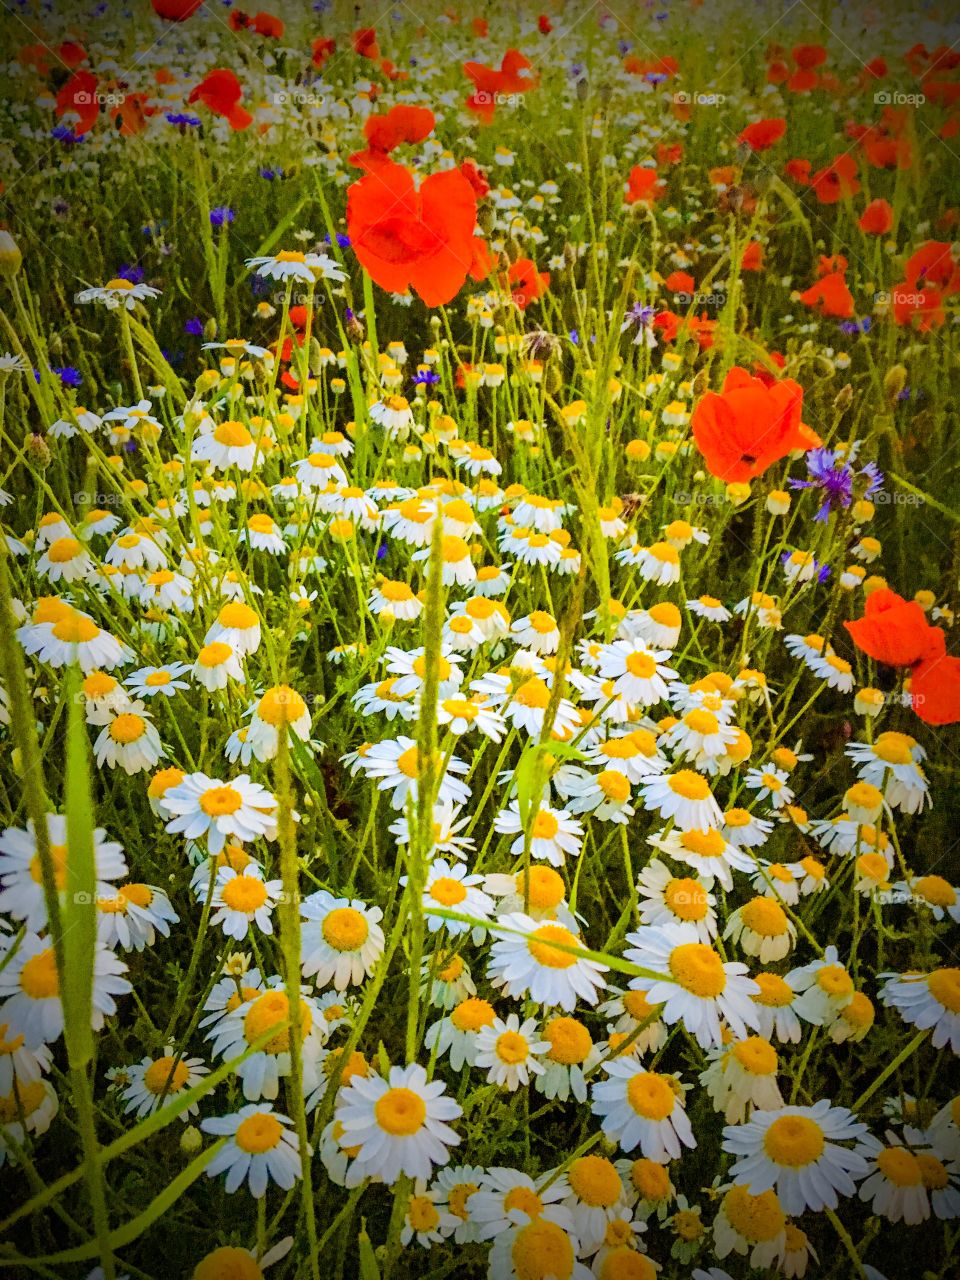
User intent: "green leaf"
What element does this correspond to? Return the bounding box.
[358,1222,381,1280]
[62,666,96,1069]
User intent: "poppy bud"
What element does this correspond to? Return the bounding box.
[26,433,51,469]
[0,231,22,281]
[308,337,324,375]
[691,369,709,397]
[576,77,589,101]
[884,364,907,401]
[833,383,853,411]
[563,242,577,268]
[477,204,495,234]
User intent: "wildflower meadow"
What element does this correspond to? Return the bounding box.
[2,2,960,1278]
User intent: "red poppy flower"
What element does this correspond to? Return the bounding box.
[793,43,826,69]
[785,157,812,185]
[904,240,958,290]
[58,42,88,68]
[623,55,678,79]
[472,19,489,37]
[665,270,694,296]
[463,49,539,122]
[691,366,819,482]
[910,631,960,724]
[810,153,860,204]
[468,237,496,283]
[787,68,819,93]
[288,306,313,331]
[798,271,854,319]
[251,12,283,37]
[624,166,664,204]
[347,160,477,307]
[538,14,552,33]
[890,283,945,331]
[188,69,252,130]
[353,28,380,60]
[845,589,940,666]
[817,254,848,276]
[311,37,336,67]
[379,60,407,82]
[459,160,489,200]
[859,198,893,235]
[504,258,549,310]
[111,91,154,136]
[864,135,912,170]
[56,70,99,136]
[151,0,203,17]
[767,59,790,84]
[738,118,786,150]
[656,142,683,166]
[349,104,435,171]
[752,351,786,386]
[741,240,764,271]
[228,9,252,30]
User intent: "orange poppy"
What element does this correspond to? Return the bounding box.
[858,199,893,235]
[188,69,253,130]
[348,105,435,171]
[738,118,786,150]
[691,366,819,482]
[347,160,477,307]
[845,589,940,666]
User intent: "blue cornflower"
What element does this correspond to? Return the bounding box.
[184,317,204,337]
[50,125,78,143]
[210,206,235,228]
[790,447,884,521]
[165,112,201,127]
[414,369,441,386]
[117,264,145,284]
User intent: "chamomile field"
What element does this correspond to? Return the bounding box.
[1,2,960,1278]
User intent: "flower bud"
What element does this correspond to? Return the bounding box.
[884,364,907,401]
[26,433,51,469]
[0,231,22,281]
[180,1125,202,1155]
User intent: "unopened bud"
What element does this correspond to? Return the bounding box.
[884,364,907,402]
[26,433,51,469]
[202,317,218,342]
[180,1125,202,1154]
[833,383,853,411]
[345,313,364,343]
[0,231,22,281]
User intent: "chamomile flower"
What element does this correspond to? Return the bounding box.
[487,913,608,1010]
[208,983,323,1101]
[789,948,855,1027]
[0,933,130,1049]
[96,882,178,951]
[879,968,960,1052]
[563,1154,631,1255]
[536,1016,601,1104]
[648,826,753,892]
[245,249,345,282]
[202,1104,301,1197]
[425,997,496,1069]
[475,1014,548,1090]
[120,1051,209,1119]
[94,703,164,774]
[722,1101,869,1214]
[494,801,584,867]
[410,859,493,940]
[724,897,796,962]
[488,1219,591,1280]
[300,892,385,990]
[597,641,677,707]
[76,277,161,309]
[161,773,277,854]
[211,866,283,940]
[401,1179,459,1247]
[355,737,470,810]
[126,663,190,699]
[591,1061,695,1162]
[470,1166,573,1240]
[700,1036,784,1123]
[0,814,127,931]
[335,1062,461,1185]
[641,771,723,831]
[635,860,717,941]
[623,925,760,1048]
[711,1183,787,1269]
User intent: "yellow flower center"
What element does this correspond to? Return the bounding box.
[143,1057,190,1096]
[673,1209,703,1241]
[213,421,253,448]
[0,1080,45,1123]
[723,1184,785,1241]
[680,828,726,856]
[685,709,719,735]
[217,602,258,630]
[531,811,560,840]
[740,896,789,937]
[197,642,232,668]
[664,877,708,922]
[815,964,854,999]
[495,1030,529,1064]
[876,1146,923,1187]
[52,613,100,644]
[375,1086,426,1136]
[731,1036,777,1075]
[408,1194,439,1233]
[321,907,369,952]
[568,1155,622,1207]
[513,677,551,709]
[763,1115,825,1167]
[19,948,59,999]
[517,866,565,910]
[429,876,467,907]
[235,1111,283,1153]
[28,843,68,889]
[511,1220,574,1280]
[752,972,793,1007]
[243,991,311,1053]
[543,1016,591,1065]
[527,924,580,969]
[928,968,960,1013]
[914,875,956,908]
[669,770,710,800]
[668,942,726,997]
[448,1182,478,1219]
[258,685,307,726]
[917,1153,949,1190]
[396,746,421,778]
[630,1158,670,1200]
[193,1247,263,1280]
[275,250,306,263]
[222,876,269,913]
[450,998,495,1033]
[625,652,656,679]
[47,537,82,564]
[625,1071,675,1120]
[200,785,243,816]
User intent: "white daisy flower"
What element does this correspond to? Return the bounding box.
[96,882,178,951]
[722,1101,869,1214]
[494,801,584,867]
[119,1050,209,1119]
[334,1062,462,1185]
[211,866,283,940]
[470,1166,573,1240]
[245,249,345,282]
[591,1060,695,1161]
[161,773,277,855]
[0,814,127,931]
[487,913,608,1011]
[300,891,385,990]
[640,771,723,832]
[93,703,164,775]
[879,967,960,1053]
[700,1036,784,1123]
[202,1104,302,1197]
